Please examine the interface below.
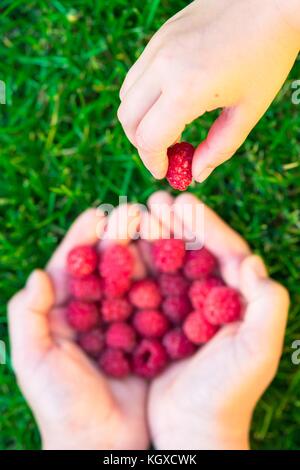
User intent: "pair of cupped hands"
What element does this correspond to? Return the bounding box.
[8,191,289,450]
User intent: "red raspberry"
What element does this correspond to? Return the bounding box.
[66,300,99,332]
[67,245,98,278]
[183,311,218,345]
[162,295,191,324]
[184,248,217,280]
[99,348,130,378]
[133,310,169,338]
[152,239,185,273]
[129,279,161,309]
[69,274,102,301]
[204,286,242,325]
[189,276,224,310]
[105,322,136,353]
[163,328,196,360]
[78,328,104,357]
[99,244,134,280]
[103,276,131,297]
[166,142,194,191]
[132,339,168,379]
[102,297,132,323]
[159,273,188,297]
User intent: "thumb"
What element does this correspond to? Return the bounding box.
[8,270,55,372]
[192,106,255,182]
[238,256,290,358]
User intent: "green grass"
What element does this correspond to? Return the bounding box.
[0,0,300,450]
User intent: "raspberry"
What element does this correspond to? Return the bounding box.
[133,310,169,338]
[66,300,99,332]
[99,348,130,378]
[204,286,242,325]
[166,142,194,191]
[102,297,132,323]
[183,311,218,345]
[129,279,161,309]
[105,322,136,353]
[162,295,191,324]
[99,244,134,280]
[69,274,102,301]
[103,276,131,298]
[78,328,104,357]
[132,339,168,379]
[184,247,217,280]
[159,273,188,297]
[189,276,223,310]
[163,328,196,360]
[67,245,98,278]
[152,239,185,273]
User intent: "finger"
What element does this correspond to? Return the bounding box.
[138,192,174,274]
[8,270,54,371]
[100,203,142,248]
[118,72,161,146]
[47,209,106,306]
[239,255,290,356]
[135,93,203,179]
[148,190,196,242]
[140,191,174,240]
[119,31,161,100]
[193,105,256,182]
[173,193,250,288]
[99,203,145,279]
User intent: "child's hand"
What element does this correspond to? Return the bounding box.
[118,0,300,181]
[142,191,289,450]
[8,208,149,450]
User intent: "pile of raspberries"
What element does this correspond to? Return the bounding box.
[66,239,243,380]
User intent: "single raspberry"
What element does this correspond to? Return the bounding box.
[189,276,224,310]
[152,239,185,273]
[159,273,188,297]
[99,348,130,378]
[99,244,134,280]
[184,247,217,280]
[102,297,132,323]
[69,274,102,301]
[163,328,196,360]
[166,142,194,191]
[67,245,98,278]
[78,328,104,357]
[204,286,242,325]
[133,310,170,338]
[132,339,168,379]
[105,322,136,353]
[162,295,191,324]
[103,276,131,298]
[129,279,161,309]
[183,311,218,345]
[66,300,99,332]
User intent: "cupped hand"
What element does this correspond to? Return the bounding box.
[142,191,289,450]
[8,207,149,450]
[118,0,300,181]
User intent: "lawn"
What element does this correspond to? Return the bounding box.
[0,0,300,450]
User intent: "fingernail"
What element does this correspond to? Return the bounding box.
[250,256,268,279]
[196,167,214,183]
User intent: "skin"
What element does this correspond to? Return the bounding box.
[143,192,290,450]
[118,0,300,182]
[8,193,289,449]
